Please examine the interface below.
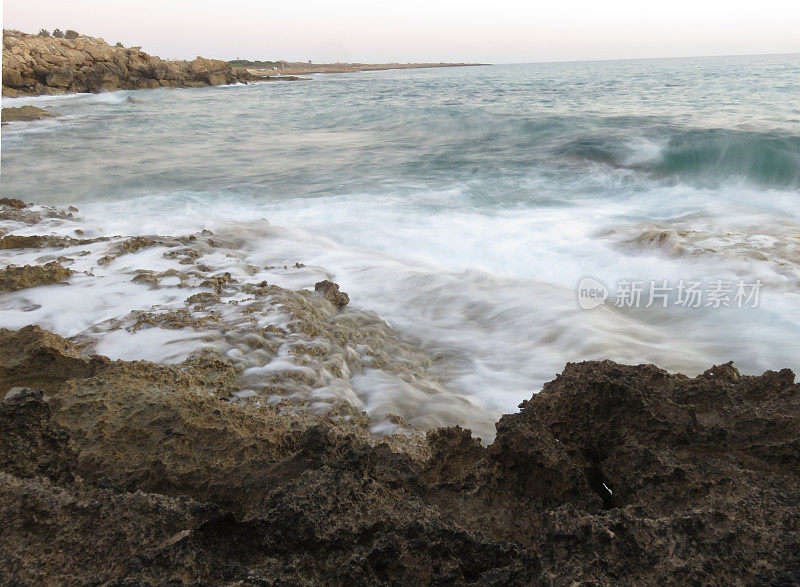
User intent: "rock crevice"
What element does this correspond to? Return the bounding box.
[0,326,797,584]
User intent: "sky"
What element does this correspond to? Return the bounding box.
[3,0,800,63]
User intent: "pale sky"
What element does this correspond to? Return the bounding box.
[3,0,799,63]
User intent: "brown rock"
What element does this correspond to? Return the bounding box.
[0,262,72,292]
[45,66,74,87]
[1,28,252,97]
[206,73,227,86]
[0,324,797,584]
[0,388,75,482]
[314,279,350,309]
[1,105,57,122]
[0,197,27,208]
[0,234,101,249]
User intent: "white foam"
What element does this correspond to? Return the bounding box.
[93,327,210,363]
[3,64,799,432]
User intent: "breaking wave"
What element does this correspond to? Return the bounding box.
[561,128,800,189]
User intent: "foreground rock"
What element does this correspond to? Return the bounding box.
[2,29,252,96]
[0,324,797,583]
[1,105,58,122]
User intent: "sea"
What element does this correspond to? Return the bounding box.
[2,54,800,435]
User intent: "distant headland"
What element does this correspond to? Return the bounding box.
[238,59,487,78]
[1,29,486,97]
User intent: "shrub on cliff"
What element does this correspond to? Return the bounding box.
[65,30,79,39]
[52,29,64,38]
[37,29,50,37]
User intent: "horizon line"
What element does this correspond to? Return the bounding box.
[494,50,800,66]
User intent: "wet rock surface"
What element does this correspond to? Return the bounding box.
[0,199,495,437]
[315,279,350,309]
[0,261,72,291]
[0,326,797,584]
[605,220,800,286]
[2,29,252,97]
[0,199,798,583]
[1,105,58,122]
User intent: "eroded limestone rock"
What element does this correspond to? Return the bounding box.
[0,261,72,291]
[1,105,57,122]
[0,326,797,584]
[2,29,252,97]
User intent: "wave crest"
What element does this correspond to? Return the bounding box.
[561,128,800,189]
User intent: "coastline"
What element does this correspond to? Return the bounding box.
[1,197,799,583]
[247,62,488,77]
[3,23,800,582]
[2,29,487,98]
[2,29,251,97]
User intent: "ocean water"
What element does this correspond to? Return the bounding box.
[2,54,800,433]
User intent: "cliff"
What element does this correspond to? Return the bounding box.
[2,29,252,97]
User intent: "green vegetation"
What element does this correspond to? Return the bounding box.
[228,59,286,68]
[115,42,124,47]
[35,28,80,40]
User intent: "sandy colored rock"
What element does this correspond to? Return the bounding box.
[1,105,57,122]
[0,198,27,209]
[314,279,350,309]
[2,29,252,96]
[0,262,72,292]
[0,234,102,249]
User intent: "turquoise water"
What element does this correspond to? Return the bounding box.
[3,54,800,420]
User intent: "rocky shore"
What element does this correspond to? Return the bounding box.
[0,199,798,583]
[1,105,58,123]
[2,29,252,97]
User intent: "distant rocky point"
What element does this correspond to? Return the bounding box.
[2,29,252,97]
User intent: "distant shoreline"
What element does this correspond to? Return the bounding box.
[2,28,489,97]
[246,62,488,77]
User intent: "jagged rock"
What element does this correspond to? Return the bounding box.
[185,292,222,305]
[0,197,27,208]
[1,29,252,96]
[0,324,797,584]
[314,279,350,309]
[0,262,72,292]
[0,387,75,482]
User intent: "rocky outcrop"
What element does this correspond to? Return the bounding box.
[0,262,73,292]
[315,279,350,309]
[2,29,252,96]
[0,325,797,584]
[1,105,57,122]
[0,200,797,582]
